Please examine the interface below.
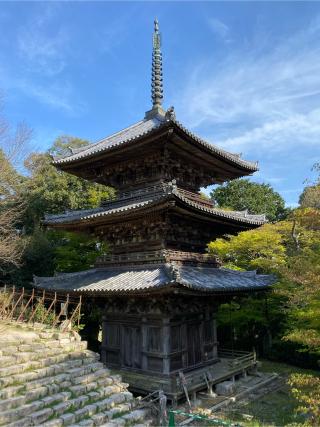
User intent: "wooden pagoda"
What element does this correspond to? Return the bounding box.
[35,20,274,401]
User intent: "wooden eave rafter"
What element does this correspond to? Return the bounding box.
[170,123,256,174]
[34,282,269,299]
[55,126,171,176]
[167,135,247,184]
[44,193,263,232]
[53,121,257,184]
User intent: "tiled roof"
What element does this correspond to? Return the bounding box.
[174,190,266,224]
[43,184,266,227]
[171,119,258,171]
[33,264,274,295]
[177,266,274,292]
[52,113,258,172]
[52,116,164,165]
[43,198,157,225]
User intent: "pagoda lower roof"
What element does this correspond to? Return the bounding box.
[52,112,258,174]
[33,263,274,296]
[43,183,266,228]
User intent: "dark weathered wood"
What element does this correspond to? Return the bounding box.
[45,91,265,398]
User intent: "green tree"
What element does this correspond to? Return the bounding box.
[210,179,287,221]
[208,208,320,363]
[48,230,108,273]
[0,113,31,272]
[12,230,108,286]
[300,185,320,209]
[9,135,115,283]
[22,136,115,233]
[299,163,320,209]
[11,230,54,286]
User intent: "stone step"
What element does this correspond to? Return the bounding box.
[0,360,40,377]
[70,368,111,386]
[120,409,150,425]
[0,336,42,347]
[0,399,45,425]
[0,381,133,425]
[0,365,115,406]
[0,384,26,400]
[0,355,16,368]
[0,356,102,388]
[11,371,67,393]
[0,395,25,412]
[0,341,89,369]
[131,420,153,427]
[0,322,148,427]
[81,402,134,426]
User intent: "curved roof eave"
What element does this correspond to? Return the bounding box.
[43,189,266,228]
[33,264,275,295]
[52,117,258,173]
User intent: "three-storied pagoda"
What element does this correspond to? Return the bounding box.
[35,20,274,401]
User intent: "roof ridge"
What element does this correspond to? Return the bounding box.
[53,117,167,164]
[175,189,266,224]
[171,118,258,171]
[53,119,148,161]
[43,186,266,226]
[34,262,275,294]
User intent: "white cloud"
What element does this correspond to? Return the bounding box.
[17,6,68,76]
[208,18,231,41]
[175,16,320,156]
[0,65,85,116]
[216,109,320,152]
[17,80,84,115]
[0,4,85,116]
[18,28,68,76]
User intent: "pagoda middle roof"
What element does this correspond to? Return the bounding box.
[52,112,258,173]
[33,264,274,296]
[43,183,266,227]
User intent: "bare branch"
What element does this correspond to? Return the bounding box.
[0,203,27,269]
[291,219,300,251]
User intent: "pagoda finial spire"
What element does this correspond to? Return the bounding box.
[152,18,163,109]
[145,18,165,119]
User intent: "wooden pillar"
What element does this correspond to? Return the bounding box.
[162,318,170,374]
[141,316,148,371]
[101,315,107,364]
[213,316,218,357]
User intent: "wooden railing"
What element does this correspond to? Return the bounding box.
[177,187,215,208]
[218,348,256,369]
[0,285,82,332]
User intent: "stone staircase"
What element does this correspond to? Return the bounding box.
[0,322,152,427]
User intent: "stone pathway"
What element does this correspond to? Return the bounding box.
[0,322,151,427]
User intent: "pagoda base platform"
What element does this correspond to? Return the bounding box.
[111,352,257,403]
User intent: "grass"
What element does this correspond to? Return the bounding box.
[218,360,319,427]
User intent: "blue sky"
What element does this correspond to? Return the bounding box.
[1,1,320,206]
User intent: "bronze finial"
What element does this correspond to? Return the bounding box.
[154,17,159,33]
[151,17,163,109]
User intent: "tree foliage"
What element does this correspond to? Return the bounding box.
[288,374,320,426]
[47,230,108,273]
[0,151,25,271]
[299,163,320,209]
[22,136,115,233]
[210,179,288,221]
[0,132,114,283]
[0,104,31,270]
[208,206,320,424]
[208,208,320,356]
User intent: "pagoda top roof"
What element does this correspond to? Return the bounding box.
[33,263,274,296]
[52,111,258,174]
[43,182,266,228]
[52,20,259,185]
